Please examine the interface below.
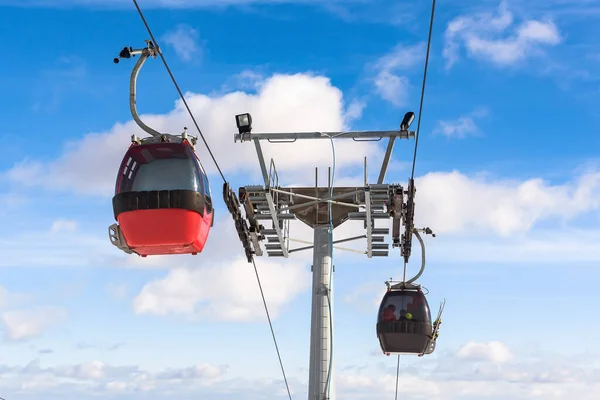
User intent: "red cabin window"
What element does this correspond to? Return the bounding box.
[116,143,205,195]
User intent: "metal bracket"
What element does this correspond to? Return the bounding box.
[390,186,404,248]
[223,183,258,262]
[114,40,164,139]
[401,178,416,263]
[234,130,415,143]
[243,146,290,258]
[108,224,134,255]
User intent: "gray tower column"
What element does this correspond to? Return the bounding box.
[308,225,334,400]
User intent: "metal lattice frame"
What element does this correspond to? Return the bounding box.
[227,124,429,260]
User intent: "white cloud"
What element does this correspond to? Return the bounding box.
[371,42,425,106]
[426,227,600,264]
[6,73,380,197]
[1,340,599,399]
[161,24,202,62]
[0,358,230,397]
[343,98,366,123]
[50,219,78,233]
[225,69,266,91]
[415,169,600,236]
[443,1,562,69]
[433,107,488,139]
[1,306,67,341]
[132,257,310,321]
[374,71,411,106]
[456,341,513,364]
[337,342,600,400]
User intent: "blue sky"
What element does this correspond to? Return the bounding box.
[1,0,600,399]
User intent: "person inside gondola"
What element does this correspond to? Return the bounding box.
[382,304,397,321]
[407,294,424,322]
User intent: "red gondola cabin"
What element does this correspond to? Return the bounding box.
[111,139,213,256]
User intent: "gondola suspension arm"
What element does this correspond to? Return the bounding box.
[406,228,429,284]
[389,227,434,287]
[114,40,164,138]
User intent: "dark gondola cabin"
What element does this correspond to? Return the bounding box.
[377,283,433,355]
[112,138,213,256]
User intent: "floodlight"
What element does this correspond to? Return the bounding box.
[236,113,253,134]
[400,112,415,131]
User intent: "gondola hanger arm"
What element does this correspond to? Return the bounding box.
[114,40,164,138]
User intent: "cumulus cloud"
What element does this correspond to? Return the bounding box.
[224,69,266,91]
[0,278,69,343]
[0,358,230,397]
[339,342,600,400]
[371,42,425,106]
[161,24,202,62]
[6,73,379,197]
[433,107,488,139]
[133,258,310,321]
[2,341,596,399]
[456,341,513,364]
[443,1,562,69]
[1,306,67,341]
[414,169,600,236]
[426,227,600,264]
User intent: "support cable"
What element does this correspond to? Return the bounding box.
[252,257,293,400]
[394,355,400,400]
[397,0,437,397]
[131,2,292,399]
[401,0,437,282]
[410,0,437,182]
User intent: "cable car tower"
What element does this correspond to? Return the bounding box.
[223,112,436,400]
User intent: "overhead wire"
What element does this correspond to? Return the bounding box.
[251,257,293,400]
[130,2,292,399]
[410,0,437,182]
[402,0,437,281]
[397,0,437,395]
